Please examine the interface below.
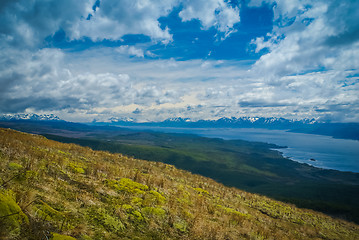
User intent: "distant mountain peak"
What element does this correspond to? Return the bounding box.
[0,113,62,121]
[108,117,135,123]
[163,117,191,122]
[151,116,324,128]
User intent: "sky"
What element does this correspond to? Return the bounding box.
[0,0,358,123]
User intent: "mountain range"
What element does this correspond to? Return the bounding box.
[1,114,358,140]
[107,116,319,127]
[100,116,359,141]
[0,114,62,122]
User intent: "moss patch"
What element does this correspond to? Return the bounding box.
[0,190,28,237]
[51,233,77,240]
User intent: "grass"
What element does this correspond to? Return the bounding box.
[0,128,358,239]
[41,131,359,224]
[1,120,358,224]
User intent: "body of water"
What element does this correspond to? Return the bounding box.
[123,126,359,173]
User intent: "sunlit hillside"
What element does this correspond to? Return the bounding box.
[0,128,358,239]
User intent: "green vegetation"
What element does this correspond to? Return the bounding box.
[42,131,359,224]
[51,233,77,240]
[0,189,29,238]
[0,128,358,239]
[1,120,358,224]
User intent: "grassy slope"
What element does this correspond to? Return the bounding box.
[42,131,359,224]
[0,128,358,239]
[1,121,358,224]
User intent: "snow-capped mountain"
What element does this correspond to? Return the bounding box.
[163,117,191,123]
[97,116,359,140]
[0,113,62,121]
[96,116,322,130]
[108,117,135,123]
[151,117,321,128]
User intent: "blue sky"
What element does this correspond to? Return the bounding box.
[0,0,358,122]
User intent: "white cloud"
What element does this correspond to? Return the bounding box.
[0,47,188,114]
[0,0,358,122]
[79,0,241,42]
[115,45,156,58]
[116,45,145,58]
[179,0,240,39]
[0,0,244,120]
[249,0,359,78]
[2,45,357,122]
[243,0,359,122]
[74,0,175,44]
[0,0,241,48]
[0,0,93,48]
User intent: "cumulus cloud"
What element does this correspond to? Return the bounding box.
[0,47,187,114]
[0,0,93,48]
[0,0,357,122]
[116,46,145,58]
[0,0,241,47]
[115,45,156,58]
[249,0,359,77]
[74,0,174,44]
[0,0,243,120]
[241,0,359,121]
[78,0,240,42]
[2,43,357,122]
[179,0,240,39]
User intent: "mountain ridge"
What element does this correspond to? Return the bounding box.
[0,113,63,122]
[107,116,321,125]
[1,114,358,140]
[96,116,359,141]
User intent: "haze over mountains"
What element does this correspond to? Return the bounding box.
[2,113,359,141]
[97,116,359,141]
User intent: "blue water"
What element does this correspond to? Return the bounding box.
[123,126,359,173]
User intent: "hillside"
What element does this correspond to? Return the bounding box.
[0,128,358,239]
[1,120,359,224]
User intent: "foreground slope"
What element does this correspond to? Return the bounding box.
[0,128,358,239]
[1,120,358,223]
